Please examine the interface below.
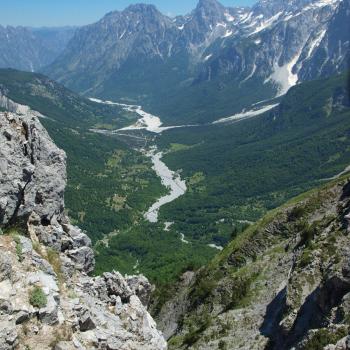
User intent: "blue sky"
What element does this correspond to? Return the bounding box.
[0,0,257,27]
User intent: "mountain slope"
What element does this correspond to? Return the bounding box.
[88,72,350,287]
[153,175,350,349]
[0,68,139,128]
[299,0,350,80]
[152,72,350,250]
[0,26,75,72]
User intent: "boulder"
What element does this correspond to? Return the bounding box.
[38,295,59,325]
[0,299,13,315]
[67,246,95,274]
[79,310,96,332]
[126,275,152,307]
[15,310,29,324]
[0,323,18,349]
[103,271,133,303]
[66,225,92,249]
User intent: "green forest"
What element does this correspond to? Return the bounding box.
[1,69,349,286]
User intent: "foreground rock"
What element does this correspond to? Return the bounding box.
[0,111,167,349]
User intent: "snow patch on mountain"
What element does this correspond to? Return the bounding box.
[305,30,327,60]
[224,12,235,22]
[213,103,279,124]
[265,48,304,96]
[222,30,233,38]
[248,11,283,36]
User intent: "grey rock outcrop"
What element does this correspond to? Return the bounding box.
[0,111,66,226]
[154,178,350,349]
[0,111,167,349]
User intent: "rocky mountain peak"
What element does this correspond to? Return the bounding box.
[124,3,160,14]
[100,2,172,32]
[196,0,225,10]
[252,0,339,17]
[194,0,226,21]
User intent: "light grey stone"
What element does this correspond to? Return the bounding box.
[79,310,96,332]
[126,275,152,307]
[38,295,59,325]
[0,111,167,350]
[54,341,76,350]
[0,254,12,282]
[0,112,66,227]
[67,246,95,274]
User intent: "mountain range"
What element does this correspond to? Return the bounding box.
[41,0,350,123]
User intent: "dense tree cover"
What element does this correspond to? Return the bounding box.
[43,121,165,242]
[154,72,350,248]
[41,119,216,283]
[0,68,136,129]
[97,56,276,125]
[1,68,349,286]
[94,221,217,284]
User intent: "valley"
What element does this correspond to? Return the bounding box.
[0,67,349,287]
[0,0,349,348]
[88,71,350,288]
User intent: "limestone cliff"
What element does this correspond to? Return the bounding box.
[0,111,167,350]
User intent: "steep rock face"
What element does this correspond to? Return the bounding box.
[0,111,167,349]
[44,4,178,93]
[153,178,350,349]
[0,111,66,226]
[298,0,350,80]
[0,91,44,118]
[199,0,341,91]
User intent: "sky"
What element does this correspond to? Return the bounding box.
[0,0,257,27]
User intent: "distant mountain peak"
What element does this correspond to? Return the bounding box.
[195,0,225,12]
[197,0,224,6]
[193,0,227,26]
[124,3,160,14]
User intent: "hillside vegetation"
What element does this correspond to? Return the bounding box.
[153,174,350,349]
[155,72,350,251]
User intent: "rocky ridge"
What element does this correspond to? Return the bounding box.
[153,177,350,349]
[0,111,167,349]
